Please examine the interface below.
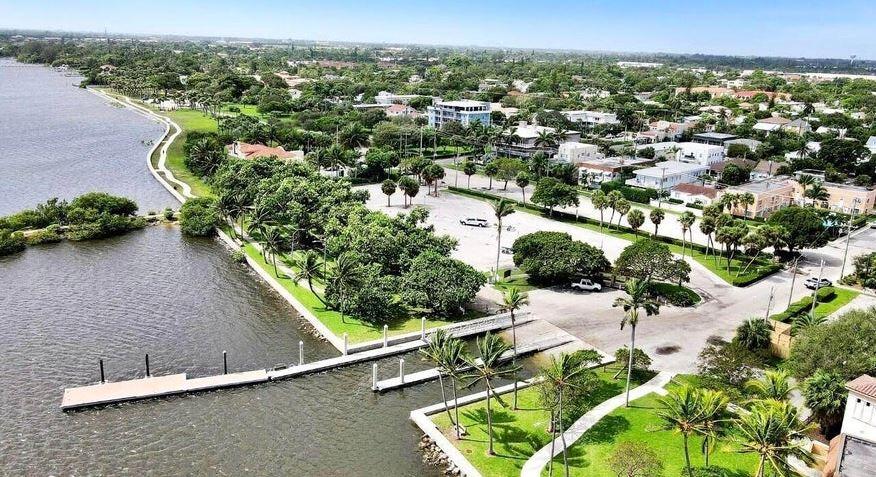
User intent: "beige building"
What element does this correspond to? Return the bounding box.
[723,178,796,218]
[791,181,876,214]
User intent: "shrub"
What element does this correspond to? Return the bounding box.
[163,208,175,220]
[0,229,27,256]
[697,339,763,389]
[735,318,772,350]
[607,442,664,477]
[66,214,146,241]
[614,346,652,374]
[179,198,218,237]
[230,249,246,263]
[25,228,63,245]
[600,180,658,204]
[401,251,486,316]
[788,306,876,379]
[648,282,700,307]
[512,231,609,285]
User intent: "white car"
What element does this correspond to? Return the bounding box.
[804,277,831,290]
[571,278,602,292]
[460,217,488,227]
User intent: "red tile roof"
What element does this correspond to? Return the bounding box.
[226,142,300,160]
[673,183,719,199]
[847,375,876,399]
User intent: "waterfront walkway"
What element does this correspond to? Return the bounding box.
[61,312,533,410]
[519,371,675,477]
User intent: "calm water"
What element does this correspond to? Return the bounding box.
[0,60,451,476]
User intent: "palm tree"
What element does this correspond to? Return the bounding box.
[606,190,623,228]
[613,278,660,406]
[420,330,457,431]
[698,389,729,468]
[615,199,631,230]
[746,370,794,401]
[803,370,847,437]
[804,183,829,206]
[540,353,591,477]
[462,333,520,455]
[216,193,236,238]
[262,226,286,277]
[649,208,665,237]
[492,199,516,282]
[627,209,645,237]
[499,287,529,409]
[739,193,755,219]
[679,211,696,258]
[292,250,326,305]
[657,386,706,477]
[463,160,477,188]
[592,191,609,234]
[699,215,718,264]
[796,174,816,204]
[791,313,827,335]
[328,252,363,323]
[516,172,530,204]
[535,130,558,148]
[735,400,814,477]
[442,337,469,439]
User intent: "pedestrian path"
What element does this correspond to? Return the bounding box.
[519,371,675,477]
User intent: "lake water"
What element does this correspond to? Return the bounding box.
[0,59,449,476]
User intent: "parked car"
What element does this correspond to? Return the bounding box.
[804,277,832,290]
[500,246,513,255]
[571,278,602,292]
[460,217,488,227]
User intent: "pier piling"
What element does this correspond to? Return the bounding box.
[383,325,388,348]
[223,351,228,375]
[145,354,150,378]
[371,363,378,391]
[399,358,405,384]
[99,358,105,384]
[298,341,304,365]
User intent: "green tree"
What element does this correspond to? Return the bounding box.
[591,190,609,234]
[679,211,696,258]
[178,197,218,236]
[803,370,847,437]
[788,306,876,379]
[613,278,660,406]
[531,177,579,215]
[326,251,364,323]
[401,251,486,316]
[381,179,397,207]
[615,239,689,283]
[397,175,419,207]
[483,161,499,189]
[606,442,663,477]
[735,318,772,350]
[540,352,594,477]
[515,172,530,204]
[767,206,826,254]
[746,370,794,400]
[420,330,457,431]
[649,208,665,237]
[462,333,519,455]
[462,160,477,188]
[292,250,326,305]
[657,386,705,477]
[499,287,528,409]
[512,231,610,285]
[627,209,645,237]
[734,400,814,477]
[262,225,286,277]
[698,389,730,468]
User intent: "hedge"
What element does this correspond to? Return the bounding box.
[770,286,837,323]
[599,181,658,204]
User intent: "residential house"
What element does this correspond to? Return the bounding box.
[385,103,419,118]
[674,86,733,98]
[579,157,652,186]
[867,136,876,155]
[556,142,603,165]
[724,138,762,155]
[674,142,725,166]
[785,141,822,160]
[478,78,507,91]
[785,118,812,135]
[561,110,620,128]
[639,120,690,142]
[626,161,709,192]
[226,141,304,162]
[427,99,491,128]
[497,122,580,157]
[375,91,421,105]
[733,90,791,101]
[823,375,876,477]
[637,142,679,159]
[709,158,757,178]
[792,180,876,214]
[750,160,785,181]
[490,102,519,118]
[753,116,791,133]
[670,183,720,205]
[724,178,796,218]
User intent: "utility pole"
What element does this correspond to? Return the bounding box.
[810,259,825,318]
[764,286,774,319]
[787,256,799,310]
[657,166,666,208]
[840,198,860,279]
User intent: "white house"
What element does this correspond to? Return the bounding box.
[580,157,653,186]
[674,142,725,166]
[556,142,602,165]
[561,110,620,127]
[670,183,720,205]
[823,375,876,477]
[375,91,421,105]
[626,161,708,191]
[867,136,876,155]
[427,100,491,128]
[508,123,581,149]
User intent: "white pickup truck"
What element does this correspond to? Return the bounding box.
[570,278,602,292]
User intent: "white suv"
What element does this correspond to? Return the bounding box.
[460,218,489,227]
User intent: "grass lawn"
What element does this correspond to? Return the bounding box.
[448,188,779,287]
[813,287,860,318]
[548,385,759,476]
[239,241,472,343]
[431,366,652,477]
[494,267,540,293]
[220,102,262,117]
[160,109,218,198]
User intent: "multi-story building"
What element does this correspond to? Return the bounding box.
[723,178,796,218]
[561,110,619,128]
[823,375,876,477]
[556,142,603,165]
[626,161,709,192]
[427,100,491,129]
[375,91,421,105]
[674,142,725,166]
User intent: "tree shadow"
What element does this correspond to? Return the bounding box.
[577,415,631,445]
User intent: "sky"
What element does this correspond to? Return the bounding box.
[2,0,875,59]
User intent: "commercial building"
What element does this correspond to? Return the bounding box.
[626,161,708,192]
[791,180,876,214]
[427,100,491,129]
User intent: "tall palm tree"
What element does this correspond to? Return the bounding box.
[657,386,706,477]
[739,193,756,219]
[442,337,468,439]
[499,287,529,409]
[262,226,286,277]
[745,370,795,401]
[420,330,456,431]
[462,333,520,456]
[328,252,363,323]
[650,208,665,237]
[804,183,829,206]
[592,191,609,235]
[796,174,816,204]
[540,353,591,477]
[491,199,516,282]
[613,278,660,406]
[735,400,815,477]
[292,250,326,305]
[679,211,696,258]
[698,389,729,468]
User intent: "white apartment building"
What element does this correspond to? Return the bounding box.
[626,161,708,191]
[556,142,602,165]
[674,142,725,166]
[427,100,491,129]
[561,110,620,127]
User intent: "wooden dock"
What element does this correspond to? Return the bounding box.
[372,335,574,392]
[60,313,533,410]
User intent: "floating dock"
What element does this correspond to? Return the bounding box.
[61,312,533,410]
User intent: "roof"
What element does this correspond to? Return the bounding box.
[673,183,720,199]
[732,178,794,194]
[753,160,785,175]
[837,434,876,477]
[435,99,490,108]
[692,132,738,141]
[634,161,708,177]
[725,138,762,149]
[386,103,416,114]
[757,116,791,125]
[866,136,876,148]
[847,374,876,396]
[227,142,301,161]
[711,158,757,172]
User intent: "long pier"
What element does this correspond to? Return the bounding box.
[60,312,532,410]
